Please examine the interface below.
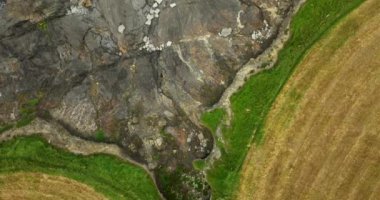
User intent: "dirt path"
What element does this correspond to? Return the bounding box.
[0,118,165,200]
[0,172,107,200]
[238,0,380,199]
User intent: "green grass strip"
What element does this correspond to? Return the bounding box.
[202,0,365,199]
[0,136,161,200]
[201,108,226,135]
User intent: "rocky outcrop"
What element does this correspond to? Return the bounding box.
[0,0,295,199]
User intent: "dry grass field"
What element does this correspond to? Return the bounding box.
[237,0,380,199]
[0,136,161,200]
[0,172,106,200]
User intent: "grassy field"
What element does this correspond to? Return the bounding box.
[0,172,107,199]
[238,0,380,198]
[201,0,366,199]
[0,136,161,200]
[201,108,226,135]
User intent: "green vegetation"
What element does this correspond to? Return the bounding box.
[201,108,225,134]
[37,20,48,31]
[193,159,206,171]
[157,167,205,200]
[0,136,161,200]
[16,98,40,128]
[95,129,106,142]
[0,124,13,134]
[157,167,186,200]
[0,98,40,134]
[201,0,365,199]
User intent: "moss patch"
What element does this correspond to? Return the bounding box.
[201,108,226,135]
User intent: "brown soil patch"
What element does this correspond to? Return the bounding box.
[237,0,380,199]
[0,172,107,200]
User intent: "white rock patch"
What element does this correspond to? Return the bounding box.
[237,10,245,29]
[67,4,88,15]
[141,0,178,52]
[118,24,126,33]
[145,13,154,25]
[219,27,232,37]
[251,20,272,42]
[170,3,177,8]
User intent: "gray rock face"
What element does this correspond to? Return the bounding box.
[0,0,294,199]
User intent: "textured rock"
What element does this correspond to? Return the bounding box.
[0,0,295,199]
[50,84,98,137]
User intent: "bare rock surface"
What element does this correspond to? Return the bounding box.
[0,0,296,199]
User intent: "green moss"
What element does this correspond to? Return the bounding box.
[157,167,186,200]
[0,136,161,200]
[0,124,13,134]
[193,160,206,171]
[202,0,366,199]
[201,108,226,134]
[0,98,41,131]
[37,21,48,31]
[16,98,40,128]
[95,129,106,142]
[157,166,206,200]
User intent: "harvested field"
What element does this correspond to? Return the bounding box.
[0,172,106,200]
[238,0,380,199]
[0,136,161,200]
[202,0,365,198]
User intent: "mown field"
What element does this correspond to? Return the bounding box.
[0,172,107,199]
[238,0,380,198]
[201,0,366,199]
[0,136,161,200]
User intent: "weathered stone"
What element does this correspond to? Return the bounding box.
[50,84,98,137]
[0,0,295,199]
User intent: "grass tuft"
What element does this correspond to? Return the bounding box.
[193,159,206,171]
[201,108,226,135]
[37,21,48,31]
[95,129,106,142]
